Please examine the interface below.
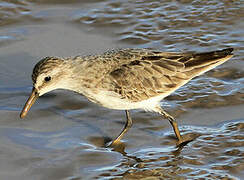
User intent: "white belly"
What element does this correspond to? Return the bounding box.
[87,90,171,112]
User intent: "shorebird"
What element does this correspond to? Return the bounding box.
[20,48,234,147]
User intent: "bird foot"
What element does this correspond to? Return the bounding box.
[105,140,127,155]
[176,134,196,147]
[105,139,120,148]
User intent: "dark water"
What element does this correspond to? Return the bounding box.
[0,0,243,179]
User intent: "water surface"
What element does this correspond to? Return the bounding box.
[0,0,243,179]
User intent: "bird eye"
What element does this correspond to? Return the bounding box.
[44,76,51,82]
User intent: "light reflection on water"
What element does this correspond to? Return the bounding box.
[0,0,243,179]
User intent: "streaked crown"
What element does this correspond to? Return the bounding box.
[32,57,64,84]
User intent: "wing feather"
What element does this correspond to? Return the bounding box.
[98,48,233,102]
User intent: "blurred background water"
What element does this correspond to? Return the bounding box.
[0,0,243,179]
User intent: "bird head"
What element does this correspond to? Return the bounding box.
[20,57,70,118]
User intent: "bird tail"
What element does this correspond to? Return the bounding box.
[183,48,234,77]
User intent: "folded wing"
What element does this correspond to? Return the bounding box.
[100,48,233,102]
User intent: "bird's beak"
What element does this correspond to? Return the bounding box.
[20,87,39,119]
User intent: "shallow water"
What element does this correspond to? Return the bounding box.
[0,0,243,179]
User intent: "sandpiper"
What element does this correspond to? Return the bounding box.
[20,48,234,147]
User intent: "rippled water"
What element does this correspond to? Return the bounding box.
[0,0,243,179]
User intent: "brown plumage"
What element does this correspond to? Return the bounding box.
[21,47,234,147]
[96,48,234,102]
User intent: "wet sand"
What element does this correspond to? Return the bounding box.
[0,1,243,179]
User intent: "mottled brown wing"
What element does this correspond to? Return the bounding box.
[104,53,189,102]
[101,48,233,102]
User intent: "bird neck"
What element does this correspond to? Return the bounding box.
[61,58,98,95]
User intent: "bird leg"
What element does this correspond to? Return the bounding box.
[158,108,185,146]
[109,110,132,147]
